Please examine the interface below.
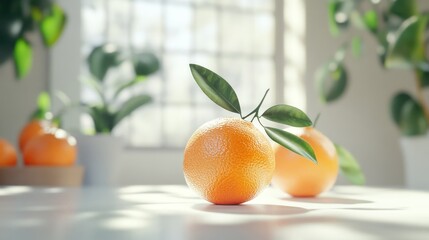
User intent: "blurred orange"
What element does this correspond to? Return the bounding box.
[0,139,17,166]
[272,127,339,197]
[23,129,77,166]
[18,120,52,152]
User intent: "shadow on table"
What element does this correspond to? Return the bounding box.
[193,204,310,216]
[282,196,372,204]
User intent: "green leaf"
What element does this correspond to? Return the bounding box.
[81,77,106,104]
[400,99,428,136]
[40,4,66,47]
[133,52,160,76]
[113,94,152,127]
[362,10,378,33]
[385,15,428,69]
[13,38,32,79]
[37,91,51,113]
[389,0,418,19]
[87,44,122,81]
[335,144,365,185]
[82,105,112,133]
[262,104,312,127]
[351,36,363,58]
[264,127,317,163]
[113,76,147,99]
[416,69,429,88]
[190,64,241,114]
[391,92,428,135]
[328,0,341,36]
[391,92,413,125]
[315,62,348,103]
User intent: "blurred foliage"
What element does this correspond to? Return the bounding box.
[317,0,429,136]
[0,0,66,79]
[82,43,160,134]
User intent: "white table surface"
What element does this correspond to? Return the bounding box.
[0,185,428,240]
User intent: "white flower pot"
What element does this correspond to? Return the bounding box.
[400,134,429,190]
[75,134,123,186]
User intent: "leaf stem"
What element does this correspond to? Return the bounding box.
[313,112,321,128]
[243,89,270,122]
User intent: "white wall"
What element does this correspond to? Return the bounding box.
[305,0,422,186]
[0,35,48,158]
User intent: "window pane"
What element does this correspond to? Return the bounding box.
[128,106,163,147]
[195,7,218,52]
[220,11,251,54]
[81,0,277,148]
[163,106,193,147]
[165,5,193,51]
[253,13,274,56]
[164,53,193,104]
[132,1,163,50]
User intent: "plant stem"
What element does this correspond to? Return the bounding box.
[313,113,321,128]
[414,70,429,123]
[242,89,270,121]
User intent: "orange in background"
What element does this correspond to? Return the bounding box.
[18,120,52,152]
[23,129,77,166]
[0,139,17,166]
[184,118,275,205]
[272,127,339,197]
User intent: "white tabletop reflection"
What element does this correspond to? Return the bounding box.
[0,185,428,240]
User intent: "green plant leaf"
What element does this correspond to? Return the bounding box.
[113,76,147,99]
[328,0,342,36]
[400,99,428,136]
[82,104,112,133]
[335,144,365,185]
[351,36,363,58]
[391,92,413,125]
[81,77,106,104]
[262,104,312,127]
[37,91,51,113]
[316,62,348,103]
[133,52,160,76]
[113,94,152,127]
[40,4,66,47]
[389,0,417,19]
[13,38,32,79]
[264,127,317,163]
[87,44,122,81]
[385,15,428,69]
[416,69,429,88]
[190,64,241,114]
[363,10,378,33]
[391,92,428,135]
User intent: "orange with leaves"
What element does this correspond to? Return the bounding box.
[184,64,317,205]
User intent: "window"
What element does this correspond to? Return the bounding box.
[81,0,305,148]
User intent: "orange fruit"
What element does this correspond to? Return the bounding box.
[18,120,52,152]
[0,139,17,166]
[23,129,77,166]
[183,118,275,205]
[272,127,339,197]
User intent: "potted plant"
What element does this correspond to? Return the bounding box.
[0,0,66,79]
[76,43,160,186]
[317,0,429,189]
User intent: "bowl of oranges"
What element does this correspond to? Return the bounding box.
[0,120,83,187]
